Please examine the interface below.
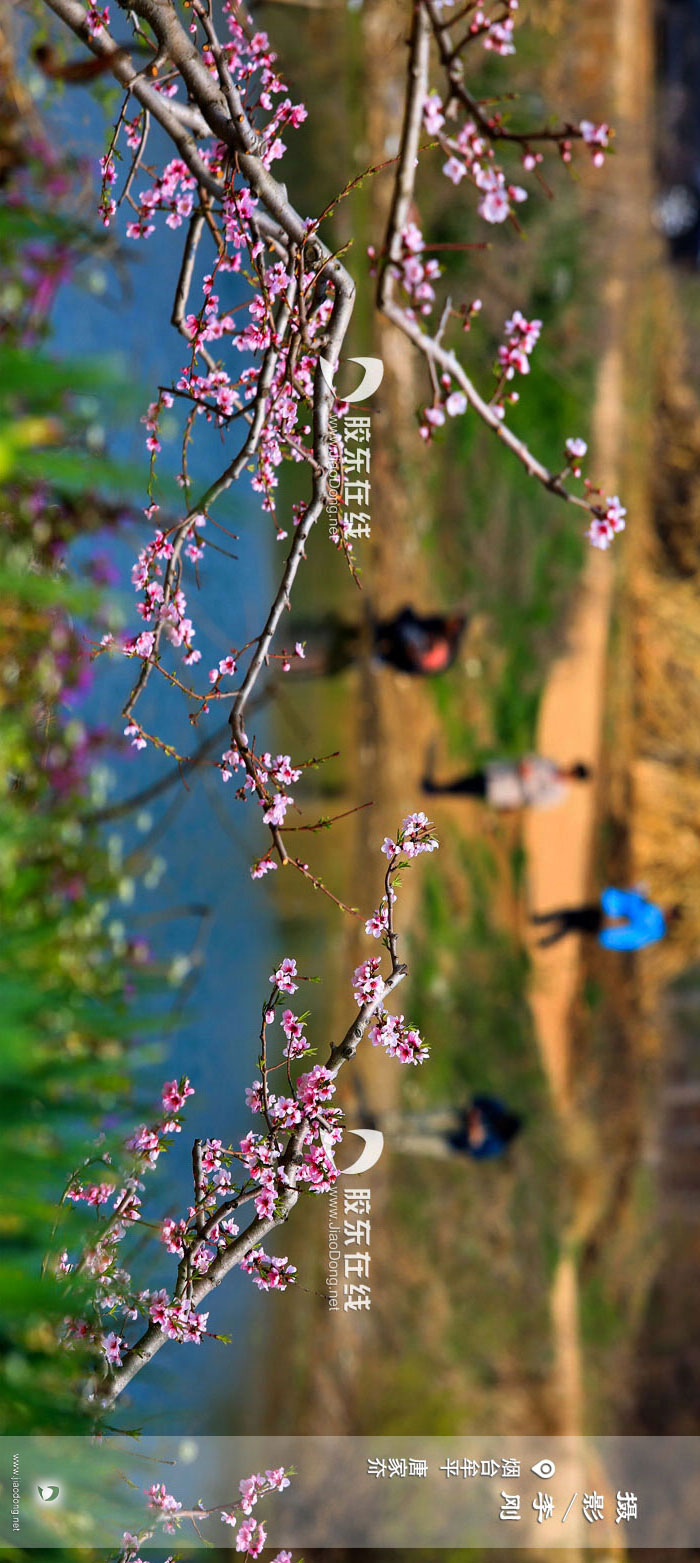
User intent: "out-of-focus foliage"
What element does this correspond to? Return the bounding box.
[0,19,152,1436]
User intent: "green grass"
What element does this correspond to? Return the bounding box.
[424,206,594,754]
[342,837,563,1436]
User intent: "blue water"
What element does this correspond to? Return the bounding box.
[47,86,290,1431]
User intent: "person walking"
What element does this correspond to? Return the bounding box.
[423,754,591,810]
[381,1096,522,1162]
[287,606,468,677]
[372,606,467,675]
[531,887,681,950]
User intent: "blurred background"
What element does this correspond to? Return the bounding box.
[2,0,700,1556]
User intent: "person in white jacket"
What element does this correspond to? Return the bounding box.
[423,755,591,810]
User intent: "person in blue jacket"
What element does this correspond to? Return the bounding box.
[447,1097,523,1159]
[531,888,681,950]
[382,1096,522,1162]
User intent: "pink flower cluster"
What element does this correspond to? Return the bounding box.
[364,889,396,939]
[242,1043,343,1196]
[148,1293,210,1343]
[352,956,385,1006]
[162,1076,195,1113]
[270,957,298,994]
[381,810,439,860]
[240,1247,297,1291]
[102,1329,124,1365]
[236,1520,267,1556]
[418,376,472,442]
[564,436,587,477]
[66,1181,114,1207]
[125,158,197,240]
[251,855,278,880]
[160,1217,188,1257]
[146,1484,182,1517]
[498,310,542,378]
[85,2,109,36]
[61,1077,202,1368]
[393,222,441,318]
[280,1007,309,1059]
[586,495,626,550]
[121,1469,293,1560]
[369,1011,429,1065]
[579,120,611,167]
[441,117,527,225]
[239,1469,289,1517]
[122,516,206,673]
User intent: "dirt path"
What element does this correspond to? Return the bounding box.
[525,0,654,1450]
[525,332,622,1118]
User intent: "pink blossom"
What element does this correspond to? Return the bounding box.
[281,1009,309,1058]
[364,888,395,939]
[160,1218,187,1256]
[240,1247,296,1292]
[580,120,610,159]
[146,1484,182,1516]
[483,15,515,53]
[262,793,293,827]
[265,1468,290,1492]
[586,494,626,549]
[397,810,439,857]
[369,1011,429,1065]
[161,1077,194,1112]
[586,517,615,549]
[270,957,298,994]
[254,1187,276,1219]
[251,856,278,879]
[102,1330,124,1365]
[443,156,466,185]
[296,1063,336,1110]
[159,1298,209,1343]
[236,1519,266,1556]
[478,185,511,224]
[352,958,385,1006]
[604,494,626,532]
[423,91,445,135]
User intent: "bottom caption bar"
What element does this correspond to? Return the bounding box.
[2,1435,699,1548]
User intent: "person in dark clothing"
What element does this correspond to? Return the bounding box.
[447,1096,523,1159]
[372,607,467,675]
[382,1095,522,1162]
[531,889,681,949]
[288,607,468,677]
[531,904,606,946]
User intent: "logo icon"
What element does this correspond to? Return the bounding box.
[318,355,384,403]
[319,1126,384,1175]
[531,1459,556,1479]
[37,1485,60,1502]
